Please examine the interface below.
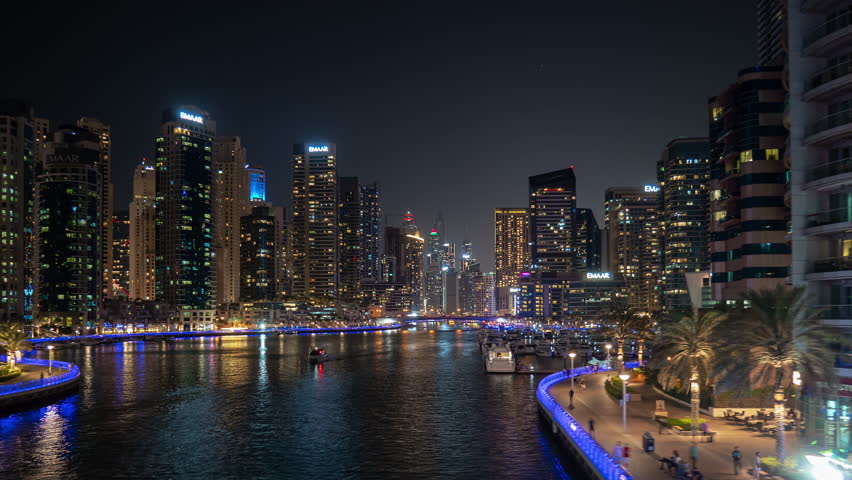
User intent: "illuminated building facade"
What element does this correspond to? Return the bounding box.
[788,1,852,454]
[709,67,789,301]
[517,272,626,323]
[575,208,602,273]
[112,211,130,298]
[459,262,479,314]
[338,176,363,308]
[472,272,496,316]
[402,232,424,312]
[213,136,249,305]
[291,143,338,303]
[604,187,662,312]
[76,117,113,301]
[240,205,277,301]
[360,182,382,282]
[657,138,711,312]
[155,106,216,311]
[129,161,156,300]
[529,167,577,273]
[424,218,445,313]
[35,126,103,328]
[247,166,266,202]
[0,101,36,324]
[442,267,459,314]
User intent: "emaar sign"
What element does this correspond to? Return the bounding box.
[644,185,660,192]
[308,145,330,153]
[179,111,203,124]
[586,272,612,280]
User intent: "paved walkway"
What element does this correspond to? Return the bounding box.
[550,372,798,479]
[0,362,53,385]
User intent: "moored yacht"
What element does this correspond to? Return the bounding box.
[483,346,515,373]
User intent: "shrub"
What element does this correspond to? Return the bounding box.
[604,375,635,400]
[664,417,705,429]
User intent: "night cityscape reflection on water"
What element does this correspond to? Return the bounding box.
[0,327,576,479]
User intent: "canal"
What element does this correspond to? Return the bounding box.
[0,326,578,479]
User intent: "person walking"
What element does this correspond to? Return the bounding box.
[753,451,761,479]
[588,418,595,438]
[700,420,710,442]
[690,443,699,468]
[732,446,742,475]
[612,441,623,466]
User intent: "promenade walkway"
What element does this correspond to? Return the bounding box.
[1,363,52,386]
[550,372,798,479]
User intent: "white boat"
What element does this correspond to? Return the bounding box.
[308,346,329,362]
[484,346,515,373]
[554,340,571,357]
[516,343,537,355]
[535,342,554,357]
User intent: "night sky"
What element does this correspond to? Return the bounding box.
[5,2,755,271]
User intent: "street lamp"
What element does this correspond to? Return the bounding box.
[569,352,577,389]
[605,344,612,369]
[47,345,54,375]
[619,373,630,433]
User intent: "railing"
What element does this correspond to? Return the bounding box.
[805,108,852,138]
[537,361,639,480]
[807,156,852,182]
[807,58,852,92]
[812,256,852,273]
[806,207,852,227]
[814,304,852,319]
[804,10,852,49]
[0,355,80,396]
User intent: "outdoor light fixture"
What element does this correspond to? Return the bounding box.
[619,373,630,433]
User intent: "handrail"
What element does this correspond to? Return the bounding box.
[806,207,852,227]
[537,361,639,480]
[0,355,80,396]
[807,58,852,92]
[804,10,852,49]
[805,108,852,137]
[807,156,852,182]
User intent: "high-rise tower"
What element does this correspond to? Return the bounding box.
[529,168,577,273]
[155,106,216,312]
[35,126,103,328]
[129,160,157,300]
[575,208,602,274]
[494,208,529,288]
[213,136,249,305]
[605,187,662,312]
[658,138,711,312]
[240,205,277,301]
[338,176,363,308]
[359,182,382,283]
[0,100,36,324]
[291,143,338,303]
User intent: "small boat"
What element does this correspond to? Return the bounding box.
[484,346,515,373]
[308,346,329,362]
[535,342,554,357]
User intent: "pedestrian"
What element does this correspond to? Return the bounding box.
[569,389,574,401]
[612,441,623,465]
[40,372,44,380]
[622,443,630,467]
[588,418,595,438]
[732,446,742,475]
[700,420,709,441]
[753,451,761,479]
[690,443,698,468]
[580,378,586,390]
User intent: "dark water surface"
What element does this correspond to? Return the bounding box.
[0,327,576,479]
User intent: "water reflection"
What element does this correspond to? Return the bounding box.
[1,329,574,479]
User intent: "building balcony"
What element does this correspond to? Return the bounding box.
[804,108,852,145]
[804,156,852,190]
[805,207,852,234]
[803,11,852,57]
[804,58,852,101]
[801,0,849,14]
[807,255,852,280]
[815,305,852,327]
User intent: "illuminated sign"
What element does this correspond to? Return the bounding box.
[308,145,329,153]
[644,185,660,192]
[586,272,612,280]
[179,111,204,124]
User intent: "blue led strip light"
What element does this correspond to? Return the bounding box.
[536,362,639,480]
[0,355,81,396]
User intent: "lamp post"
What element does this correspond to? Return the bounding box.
[47,345,54,375]
[569,352,576,388]
[605,344,612,369]
[619,373,630,433]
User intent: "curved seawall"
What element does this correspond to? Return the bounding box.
[536,362,638,480]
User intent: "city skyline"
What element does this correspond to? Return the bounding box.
[2,2,756,271]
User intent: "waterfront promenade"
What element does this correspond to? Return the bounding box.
[550,372,797,479]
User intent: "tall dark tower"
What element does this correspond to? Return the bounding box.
[338,176,362,308]
[155,106,216,316]
[528,167,577,273]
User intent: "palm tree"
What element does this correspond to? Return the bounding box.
[0,324,32,369]
[600,307,637,368]
[632,314,657,366]
[715,285,845,462]
[652,310,725,439]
